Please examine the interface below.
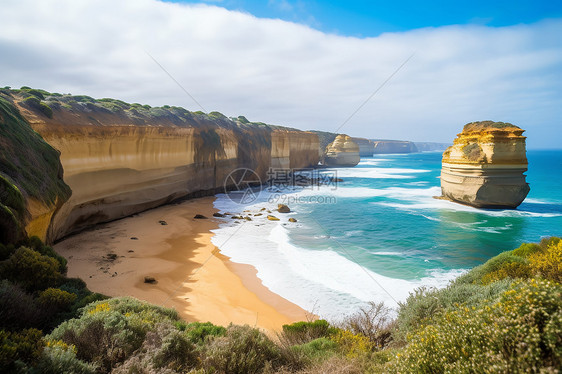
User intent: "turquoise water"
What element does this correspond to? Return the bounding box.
[212,150,562,318]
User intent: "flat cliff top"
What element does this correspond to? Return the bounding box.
[0,87,304,133]
[462,121,522,133]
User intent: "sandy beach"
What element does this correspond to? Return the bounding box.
[54,196,310,331]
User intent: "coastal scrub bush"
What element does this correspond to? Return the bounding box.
[0,281,41,331]
[22,96,53,118]
[281,319,336,345]
[0,247,62,292]
[454,251,527,285]
[175,321,226,344]
[35,341,97,374]
[338,301,393,348]
[394,279,511,345]
[0,328,44,371]
[113,323,197,374]
[529,239,562,282]
[48,298,181,372]
[202,324,282,374]
[38,288,77,312]
[388,279,562,373]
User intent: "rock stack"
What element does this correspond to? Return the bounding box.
[323,135,360,167]
[440,121,530,208]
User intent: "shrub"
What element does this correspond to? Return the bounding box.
[0,247,62,291]
[202,324,282,374]
[330,329,373,359]
[114,323,197,374]
[281,319,336,345]
[0,328,44,370]
[22,96,53,118]
[529,239,562,282]
[35,342,97,374]
[0,280,42,330]
[24,236,67,274]
[0,242,16,261]
[338,301,393,348]
[512,242,542,258]
[38,288,77,311]
[388,279,562,373]
[394,280,511,345]
[176,321,226,344]
[48,298,180,372]
[454,251,527,285]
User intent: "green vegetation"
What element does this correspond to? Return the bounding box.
[463,120,520,132]
[0,94,71,243]
[0,236,560,372]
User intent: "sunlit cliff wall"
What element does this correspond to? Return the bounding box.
[2,90,319,242]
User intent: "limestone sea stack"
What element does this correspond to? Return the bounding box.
[323,135,360,167]
[440,121,530,208]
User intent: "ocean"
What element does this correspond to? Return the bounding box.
[211,150,562,319]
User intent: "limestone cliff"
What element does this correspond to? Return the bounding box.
[323,135,360,167]
[0,88,319,242]
[372,140,418,154]
[351,137,374,157]
[0,93,71,244]
[440,121,530,208]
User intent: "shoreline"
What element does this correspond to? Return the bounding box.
[54,196,310,331]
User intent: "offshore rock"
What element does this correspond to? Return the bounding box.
[323,135,360,167]
[441,121,530,208]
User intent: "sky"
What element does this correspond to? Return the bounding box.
[1,0,561,148]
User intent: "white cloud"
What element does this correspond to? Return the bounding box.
[1,0,561,148]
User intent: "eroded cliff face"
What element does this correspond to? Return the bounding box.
[441,121,530,208]
[2,89,319,242]
[351,137,374,157]
[372,140,418,154]
[323,135,360,167]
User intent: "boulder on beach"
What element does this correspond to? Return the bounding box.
[278,204,290,213]
[267,215,280,221]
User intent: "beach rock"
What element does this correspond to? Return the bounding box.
[158,220,168,225]
[288,218,297,222]
[106,253,118,261]
[130,237,138,240]
[193,214,208,219]
[441,121,530,208]
[144,276,157,284]
[244,216,252,221]
[323,135,360,167]
[277,204,291,213]
[267,215,280,221]
[212,212,225,217]
[254,213,263,216]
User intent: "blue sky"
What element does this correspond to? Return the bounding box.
[167,0,562,36]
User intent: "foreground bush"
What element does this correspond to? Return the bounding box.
[388,279,562,373]
[49,298,180,372]
[202,324,282,374]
